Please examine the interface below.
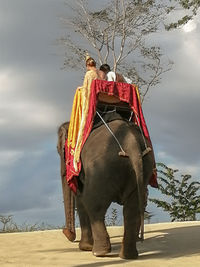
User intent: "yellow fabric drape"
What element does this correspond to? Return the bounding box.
[67,69,100,170]
[73,70,99,166]
[67,88,83,149]
[134,85,141,104]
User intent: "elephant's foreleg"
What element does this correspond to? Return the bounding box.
[76,198,93,251]
[120,192,139,259]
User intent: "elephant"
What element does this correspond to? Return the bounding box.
[57,117,154,259]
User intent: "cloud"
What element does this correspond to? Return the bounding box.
[0,65,79,152]
[182,20,197,33]
[156,149,200,178]
[143,21,200,166]
[0,150,24,167]
[168,163,200,178]
[0,0,66,69]
[0,150,62,214]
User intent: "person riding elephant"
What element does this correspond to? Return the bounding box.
[100,63,132,83]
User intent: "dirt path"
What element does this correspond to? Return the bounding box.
[0,222,200,266]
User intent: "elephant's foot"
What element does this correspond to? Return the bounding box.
[136,235,143,242]
[92,239,111,257]
[93,246,111,257]
[63,228,76,242]
[79,239,93,251]
[119,243,138,260]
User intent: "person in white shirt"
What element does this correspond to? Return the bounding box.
[100,64,132,83]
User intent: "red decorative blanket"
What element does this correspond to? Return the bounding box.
[65,80,158,193]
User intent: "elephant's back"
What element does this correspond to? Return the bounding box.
[80,119,138,202]
[82,119,139,159]
[81,120,138,176]
[82,120,131,159]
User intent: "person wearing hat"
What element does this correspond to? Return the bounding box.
[71,54,105,170]
[69,54,122,172]
[83,54,105,90]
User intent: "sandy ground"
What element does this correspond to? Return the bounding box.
[0,221,200,267]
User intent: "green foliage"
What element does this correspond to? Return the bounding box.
[165,15,193,30]
[144,211,154,224]
[149,163,200,222]
[0,215,13,232]
[105,208,119,226]
[166,0,200,30]
[0,215,62,233]
[178,0,200,14]
[105,209,154,226]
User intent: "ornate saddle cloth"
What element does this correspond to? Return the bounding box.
[97,101,131,113]
[65,80,158,193]
[93,101,132,129]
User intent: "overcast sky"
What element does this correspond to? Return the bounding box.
[0,0,200,226]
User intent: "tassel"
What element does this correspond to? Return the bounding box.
[142,147,152,157]
[118,151,129,157]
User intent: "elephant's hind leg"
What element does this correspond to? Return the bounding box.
[86,202,111,257]
[120,192,139,259]
[76,198,93,251]
[90,217,111,257]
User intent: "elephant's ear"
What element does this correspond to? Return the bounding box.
[57,122,69,156]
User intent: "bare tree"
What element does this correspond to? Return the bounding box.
[60,0,199,103]
[0,215,13,232]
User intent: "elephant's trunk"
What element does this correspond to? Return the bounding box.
[57,122,76,242]
[61,173,76,242]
